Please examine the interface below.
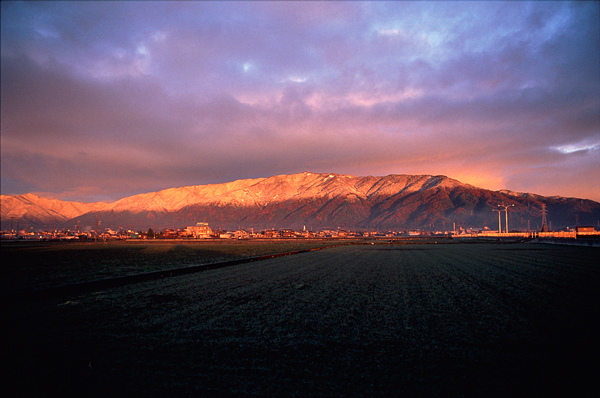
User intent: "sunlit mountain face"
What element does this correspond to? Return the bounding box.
[3,173,599,232]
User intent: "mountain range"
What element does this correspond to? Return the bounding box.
[2,172,599,232]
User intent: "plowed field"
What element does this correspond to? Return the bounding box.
[3,242,599,397]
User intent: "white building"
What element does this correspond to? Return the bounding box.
[186,222,212,238]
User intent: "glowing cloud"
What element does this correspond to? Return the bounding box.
[1,1,598,202]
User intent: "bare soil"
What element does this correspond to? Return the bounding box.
[1,240,344,293]
[2,242,599,397]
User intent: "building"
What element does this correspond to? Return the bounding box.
[186,222,213,238]
[233,229,250,239]
[576,226,595,233]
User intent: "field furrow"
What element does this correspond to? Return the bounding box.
[4,242,599,397]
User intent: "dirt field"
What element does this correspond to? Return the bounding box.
[3,242,599,397]
[1,240,344,293]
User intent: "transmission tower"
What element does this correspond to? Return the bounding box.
[541,204,548,232]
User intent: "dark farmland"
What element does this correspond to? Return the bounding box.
[0,240,344,294]
[3,243,599,397]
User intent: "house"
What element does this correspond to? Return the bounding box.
[233,229,250,239]
[280,229,297,238]
[576,226,595,233]
[262,230,279,238]
[163,229,178,238]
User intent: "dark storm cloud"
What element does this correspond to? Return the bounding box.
[1,1,598,202]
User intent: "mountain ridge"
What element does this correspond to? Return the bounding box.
[2,172,599,231]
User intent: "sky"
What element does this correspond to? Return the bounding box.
[2,1,599,203]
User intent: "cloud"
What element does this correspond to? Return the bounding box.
[1,1,599,202]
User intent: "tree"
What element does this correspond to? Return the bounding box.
[147,228,155,238]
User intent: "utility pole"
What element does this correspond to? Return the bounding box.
[494,204,514,233]
[504,204,514,233]
[493,207,502,233]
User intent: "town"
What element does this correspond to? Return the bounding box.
[1,220,598,242]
